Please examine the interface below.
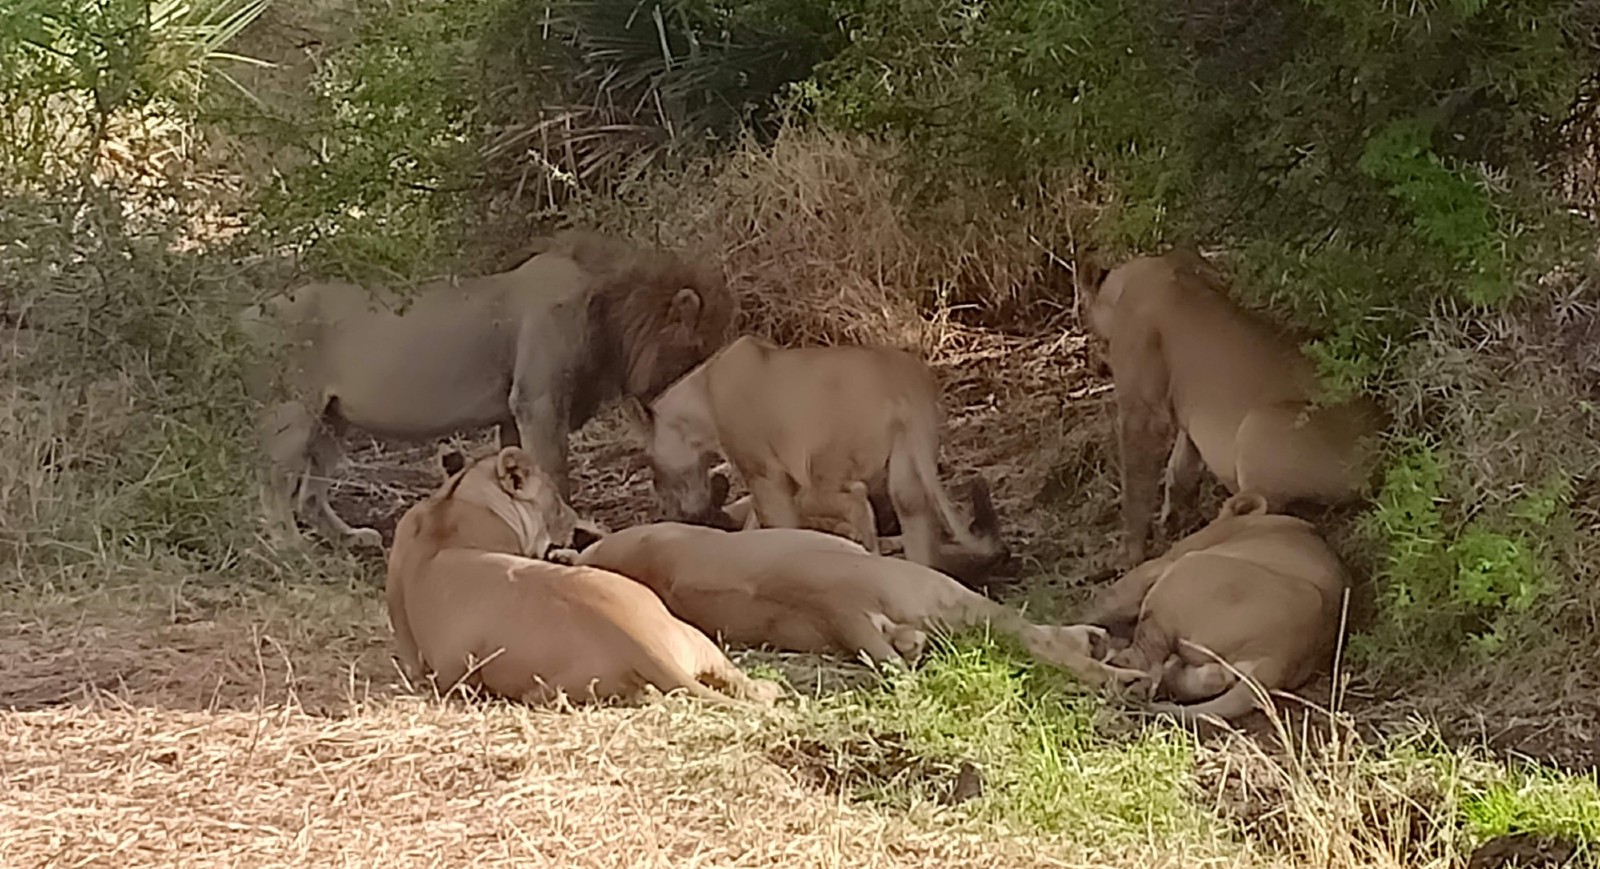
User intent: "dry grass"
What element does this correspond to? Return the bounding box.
[575,128,1095,358]
[0,576,1254,869]
[1,698,1142,869]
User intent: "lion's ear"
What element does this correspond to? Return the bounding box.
[438,448,467,478]
[670,288,702,328]
[497,446,535,493]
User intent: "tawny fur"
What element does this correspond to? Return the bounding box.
[1079,248,1386,565]
[723,480,880,552]
[1084,492,1350,724]
[385,446,777,706]
[242,231,734,550]
[575,522,1146,688]
[630,334,1009,588]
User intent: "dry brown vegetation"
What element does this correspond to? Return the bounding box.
[4,4,1599,865]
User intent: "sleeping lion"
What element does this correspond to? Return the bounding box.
[575,521,1146,688]
[1085,491,1350,723]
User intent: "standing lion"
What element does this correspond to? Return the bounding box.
[241,231,734,550]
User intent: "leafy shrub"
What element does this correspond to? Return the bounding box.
[1,0,269,186]
[249,0,500,282]
[809,0,1597,355]
[1353,440,1573,669]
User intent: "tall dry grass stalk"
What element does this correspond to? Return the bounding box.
[581,127,1097,359]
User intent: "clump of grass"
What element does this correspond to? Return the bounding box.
[575,126,1097,359]
[1463,763,1600,848]
[780,629,1218,847]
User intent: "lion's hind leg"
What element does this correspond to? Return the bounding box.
[1158,658,1237,701]
[259,401,318,547]
[292,397,382,551]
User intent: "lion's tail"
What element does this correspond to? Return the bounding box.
[1153,674,1262,724]
[892,421,1005,561]
[631,642,748,707]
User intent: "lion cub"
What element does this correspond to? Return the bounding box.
[385,446,778,706]
[1081,249,1385,564]
[1084,492,1349,723]
[575,522,1147,688]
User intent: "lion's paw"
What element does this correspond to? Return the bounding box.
[544,547,581,566]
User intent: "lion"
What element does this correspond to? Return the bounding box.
[1079,248,1386,565]
[722,479,880,551]
[628,334,1010,588]
[241,230,734,550]
[385,445,779,706]
[574,522,1147,688]
[1082,491,1349,723]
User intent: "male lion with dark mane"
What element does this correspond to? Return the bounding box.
[387,446,778,706]
[241,231,734,550]
[1079,248,1385,565]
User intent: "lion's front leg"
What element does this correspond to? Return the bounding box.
[1159,429,1204,542]
[1115,394,1174,566]
[509,389,572,501]
[746,474,802,529]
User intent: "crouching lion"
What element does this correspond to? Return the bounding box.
[241,230,734,550]
[1079,248,1386,565]
[385,445,778,706]
[1084,492,1350,723]
[631,334,1009,588]
[575,522,1147,688]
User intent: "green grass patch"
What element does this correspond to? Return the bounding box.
[786,629,1213,845]
[1462,763,1600,847]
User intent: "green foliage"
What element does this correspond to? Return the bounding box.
[250,0,498,282]
[0,0,270,185]
[1,191,268,568]
[249,0,844,279]
[1354,441,1573,667]
[798,630,1206,840]
[806,0,1595,346]
[1462,766,1600,847]
[0,1,273,568]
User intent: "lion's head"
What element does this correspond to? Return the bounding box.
[550,231,736,406]
[431,445,581,559]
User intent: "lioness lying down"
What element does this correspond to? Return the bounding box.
[386,446,776,705]
[1080,248,1385,564]
[633,334,1009,588]
[575,522,1146,687]
[1084,492,1349,723]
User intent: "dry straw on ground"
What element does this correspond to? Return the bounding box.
[0,696,1263,869]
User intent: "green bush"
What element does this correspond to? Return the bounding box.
[249,0,500,282]
[1353,440,1573,669]
[809,0,1596,347]
[1,0,269,186]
